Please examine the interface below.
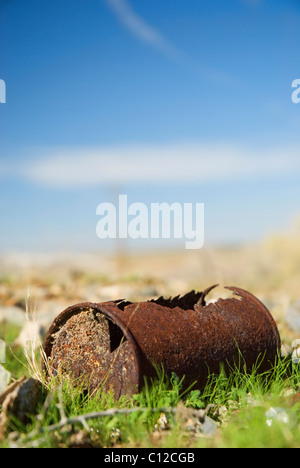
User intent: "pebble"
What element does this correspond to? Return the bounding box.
[14,321,45,351]
[34,300,69,328]
[200,416,219,436]
[0,365,11,394]
[285,300,300,332]
[0,377,41,432]
[265,407,297,429]
[281,343,292,358]
[0,306,26,327]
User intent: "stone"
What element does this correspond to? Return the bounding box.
[285,300,300,332]
[14,320,45,351]
[0,377,41,438]
[35,300,71,328]
[0,365,11,394]
[0,306,26,327]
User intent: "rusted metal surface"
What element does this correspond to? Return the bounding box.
[43,286,281,398]
[43,304,141,398]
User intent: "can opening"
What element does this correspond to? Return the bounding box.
[46,306,140,398]
[108,319,127,352]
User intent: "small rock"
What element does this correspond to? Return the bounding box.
[0,306,26,327]
[281,343,292,358]
[291,339,300,364]
[290,392,300,406]
[69,430,95,448]
[199,415,219,436]
[0,365,11,394]
[280,388,296,399]
[47,284,63,298]
[137,286,159,298]
[0,377,41,438]
[265,407,297,429]
[285,300,300,332]
[36,300,69,328]
[154,412,170,431]
[214,405,228,423]
[184,414,218,436]
[175,401,219,436]
[14,320,45,351]
[0,376,26,405]
[99,285,122,301]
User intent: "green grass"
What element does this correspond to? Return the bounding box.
[1,361,300,448]
[0,322,28,379]
[1,322,300,448]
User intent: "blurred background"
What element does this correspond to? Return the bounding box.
[0,0,300,343]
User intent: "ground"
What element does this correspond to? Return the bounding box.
[0,227,300,448]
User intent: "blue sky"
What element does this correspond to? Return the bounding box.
[0,0,300,252]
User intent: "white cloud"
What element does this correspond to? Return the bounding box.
[102,0,237,84]
[17,142,300,188]
[103,0,181,59]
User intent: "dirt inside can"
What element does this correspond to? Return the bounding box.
[49,308,139,398]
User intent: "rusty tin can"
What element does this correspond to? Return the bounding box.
[43,286,281,398]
